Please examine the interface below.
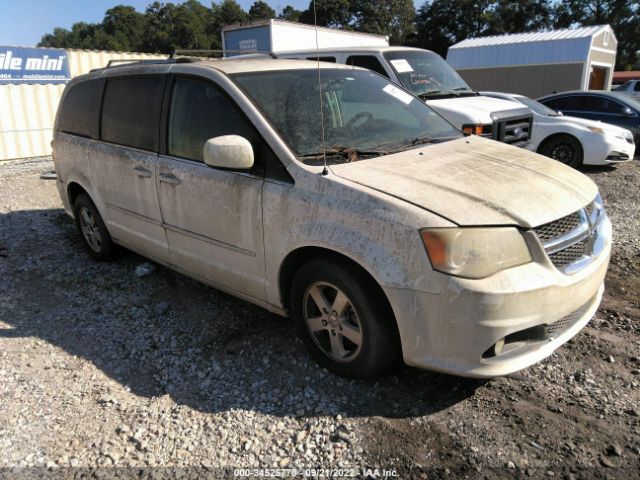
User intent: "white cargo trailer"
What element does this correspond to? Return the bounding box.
[221,19,388,57]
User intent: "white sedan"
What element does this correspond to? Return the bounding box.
[482,91,635,167]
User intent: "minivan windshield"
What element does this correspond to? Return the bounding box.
[383,50,475,99]
[232,68,462,164]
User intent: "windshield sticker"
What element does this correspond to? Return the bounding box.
[390,59,414,73]
[383,84,413,105]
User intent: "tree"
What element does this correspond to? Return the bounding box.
[486,0,553,35]
[350,0,416,44]
[217,0,249,26]
[39,27,74,48]
[279,5,302,22]
[554,0,640,70]
[299,0,352,28]
[102,5,146,51]
[249,1,275,20]
[413,0,493,56]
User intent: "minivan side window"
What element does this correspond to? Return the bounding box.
[346,55,389,78]
[57,79,104,139]
[167,76,266,174]
[100,76,164,151]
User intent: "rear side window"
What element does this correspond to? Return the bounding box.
[346,55,389,78]
[57,79,104,139]
[100,76,164,151]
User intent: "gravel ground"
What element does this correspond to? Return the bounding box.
[0,157,639,479]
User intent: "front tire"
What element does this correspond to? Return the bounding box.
[73,193,115,261]
[540,134,583,168]
[290,258,400,379]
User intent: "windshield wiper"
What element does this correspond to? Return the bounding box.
[298,146,387,163]
[417,89,459,100]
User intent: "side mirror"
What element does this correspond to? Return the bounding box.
[203,135,254,170]
[622,107,635,116]
[557,111,563,116]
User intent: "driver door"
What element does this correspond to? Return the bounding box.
[156,75,266,301]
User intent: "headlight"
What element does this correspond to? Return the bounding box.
[420,227,532,279]
[587,126,605,135]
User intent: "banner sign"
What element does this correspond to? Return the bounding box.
[0,46,70,84]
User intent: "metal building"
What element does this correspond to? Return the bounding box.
[447,25,617,98]
[0,47,164,161]
[222,19,388,56]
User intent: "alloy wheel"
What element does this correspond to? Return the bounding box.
[303,281,363,362]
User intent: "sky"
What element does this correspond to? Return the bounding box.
[0,0,424,48]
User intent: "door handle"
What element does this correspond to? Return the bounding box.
[133,166,152,178]
[159,173,181,185]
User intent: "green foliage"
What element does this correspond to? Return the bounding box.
[299,0,352,28]
[249,1,276,20]
[279,5,302,22]
[350,0,415,44]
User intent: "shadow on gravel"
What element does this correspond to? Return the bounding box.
[579,164,618,174]
[0,208,482,420]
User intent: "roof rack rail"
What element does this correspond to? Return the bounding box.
[90,57,192,72]
[170,49,276,59]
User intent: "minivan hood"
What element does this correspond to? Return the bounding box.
[427,95,526,124]
[330,136,597,228]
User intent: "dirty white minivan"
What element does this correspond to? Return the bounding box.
[53,58,611,379]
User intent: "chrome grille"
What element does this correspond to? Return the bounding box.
[535,212,581,242]
[534,196,606,274]
[548,241,587,268]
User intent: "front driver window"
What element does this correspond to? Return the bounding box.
[167,77,265,173]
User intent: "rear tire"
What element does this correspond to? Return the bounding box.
[540,135,583,168]
[73,193,115,261]
[290,257,400,379]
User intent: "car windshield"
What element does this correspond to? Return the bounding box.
[232,68,462,164]
[513,95,560,116]
[382,50,474,98]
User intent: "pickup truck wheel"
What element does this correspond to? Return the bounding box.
[540,135,583,168]
[291,258,400,379]
[73,194,115,261]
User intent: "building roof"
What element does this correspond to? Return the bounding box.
[447,25,616,69]
[613,71,640,83]
[449,25,614,49]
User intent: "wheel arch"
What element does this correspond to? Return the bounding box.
[537,132,584,159]
[279,247,393,314]
[67,181,89,208]
[278,245,403,353]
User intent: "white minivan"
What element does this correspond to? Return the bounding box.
[277,46,533,147]
[53,57,610,379]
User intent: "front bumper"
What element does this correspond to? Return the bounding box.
[583,134,635,165]
[385,218,611,378]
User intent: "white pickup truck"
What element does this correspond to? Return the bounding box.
[277,46,533,147]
